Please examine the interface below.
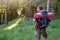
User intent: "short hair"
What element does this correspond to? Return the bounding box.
[37,5,43,10]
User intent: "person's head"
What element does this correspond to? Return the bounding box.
[37,5,43,12]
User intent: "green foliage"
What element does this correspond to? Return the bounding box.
[50,0,60,15]
[0,0,19,24]
[0,18,60,40]
[49,22,57,28]
[49,19,60,28]
[0,4,4,14]
[0,0,60,24]
[21,4,37,17]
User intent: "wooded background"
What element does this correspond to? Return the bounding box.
[0,0,60,24]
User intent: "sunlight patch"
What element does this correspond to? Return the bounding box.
[4,18,22,30]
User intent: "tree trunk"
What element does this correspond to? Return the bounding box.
[47,0,50,12]
[4,9,8,25]
[4,0,8,25]
[28,0,32,17]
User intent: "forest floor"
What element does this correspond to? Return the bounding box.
[0,17,60,40]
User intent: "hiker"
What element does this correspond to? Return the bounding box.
[33,5,54,40]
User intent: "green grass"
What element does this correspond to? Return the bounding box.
[0,17,60,40]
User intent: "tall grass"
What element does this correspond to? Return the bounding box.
[0,18,60,40]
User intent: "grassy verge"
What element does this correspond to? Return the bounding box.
[0,17,60,40]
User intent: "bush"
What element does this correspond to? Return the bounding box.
[49,22,58,28]
[49,19,60,29]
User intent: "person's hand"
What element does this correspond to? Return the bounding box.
[33,19,35,22]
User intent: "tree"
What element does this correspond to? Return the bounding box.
[28,0,32,17]
[3,0,8,25]
[47,0,50,12]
